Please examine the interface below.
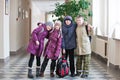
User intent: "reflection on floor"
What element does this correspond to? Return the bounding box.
[0,48,120,80]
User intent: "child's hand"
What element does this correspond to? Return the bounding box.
[88,24,93,31]
[36,41,39,45]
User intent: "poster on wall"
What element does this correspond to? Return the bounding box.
[5,0,9,15]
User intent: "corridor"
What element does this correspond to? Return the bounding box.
[0,0,120,80]
[0,48,120,80]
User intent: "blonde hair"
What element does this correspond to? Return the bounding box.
[54,20,62,38]
[54,20,62,27]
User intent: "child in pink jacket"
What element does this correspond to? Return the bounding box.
[40,21,62,77]
[27,22,53,78]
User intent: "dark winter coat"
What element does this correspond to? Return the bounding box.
[62,16,77,49]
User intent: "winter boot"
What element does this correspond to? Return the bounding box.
[50,72,54,77]
[80,71,88,78]
[76,71,81,76]
[36,68,40,77]
[39,72,44,77]
[28,69,34,78]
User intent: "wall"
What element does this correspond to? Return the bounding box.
[0,0,10,59]
[10,0,17,51]
[107,0,120,66]
[10,0,30,52]
[31,2,42,31]
[92,0,120,68]
[96,38,107,58]
[0,0,4,58]
[31,1,45,32]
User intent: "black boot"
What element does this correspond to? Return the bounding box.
[28,69,34,78]
[76,71,81,76]
[80,71,88,78]
[36,68,40,77]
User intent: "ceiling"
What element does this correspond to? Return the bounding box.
[31,0,64,12]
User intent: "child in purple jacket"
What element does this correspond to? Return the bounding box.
[40,21,62,77]
[27,22,53,78]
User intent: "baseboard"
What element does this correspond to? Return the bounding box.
[10,46,26,55]
[92,52,120,71]
[0,56,9,63]
[92,52,107,64]
[109,63,119,70]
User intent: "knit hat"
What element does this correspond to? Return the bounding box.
[64,16,72,21]
[45,21,53,28]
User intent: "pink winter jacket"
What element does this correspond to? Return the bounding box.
[43,29,62,60]
[27,24,48,56]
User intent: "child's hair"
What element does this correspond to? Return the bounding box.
[75,14,85,24]
[54,20,62,38]
[54,20,62,27]
[76,14,84,19]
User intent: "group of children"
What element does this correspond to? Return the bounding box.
[27,20,62,78]
[26,15,93,78]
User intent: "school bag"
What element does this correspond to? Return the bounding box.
[56,55,69,77]
[75,23,92,42]
[85,25,92,42]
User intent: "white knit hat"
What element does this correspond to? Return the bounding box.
[45,21,53,28]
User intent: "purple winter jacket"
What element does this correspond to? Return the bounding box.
[27,24,48,56]
[43,29,62,60]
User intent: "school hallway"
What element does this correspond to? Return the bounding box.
[0,48,119,80]
[0,0,120,80]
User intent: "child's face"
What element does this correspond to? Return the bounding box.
[46,25,52,31]
[76,17,84,26]
[65,20,71,25]
[55,25,60,30]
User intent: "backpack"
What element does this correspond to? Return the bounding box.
[85,25,92,42]
[56,56,69,77]
[75,23,92,42]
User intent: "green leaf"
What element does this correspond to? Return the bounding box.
[53,0,92,22]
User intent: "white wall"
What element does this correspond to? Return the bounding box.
[0,0,10,59]
[0,0,4,58]
[10,0,30,52]
[31,1,45,32]
[31,0,64,32]
[10,0,17,51]
[3,14,10,59]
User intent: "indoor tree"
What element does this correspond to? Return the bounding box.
[53,0,92,21]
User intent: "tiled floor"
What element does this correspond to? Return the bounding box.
[0,49,120,80]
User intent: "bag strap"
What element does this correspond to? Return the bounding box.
[85,25,92,42]
[85,25,89,36]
